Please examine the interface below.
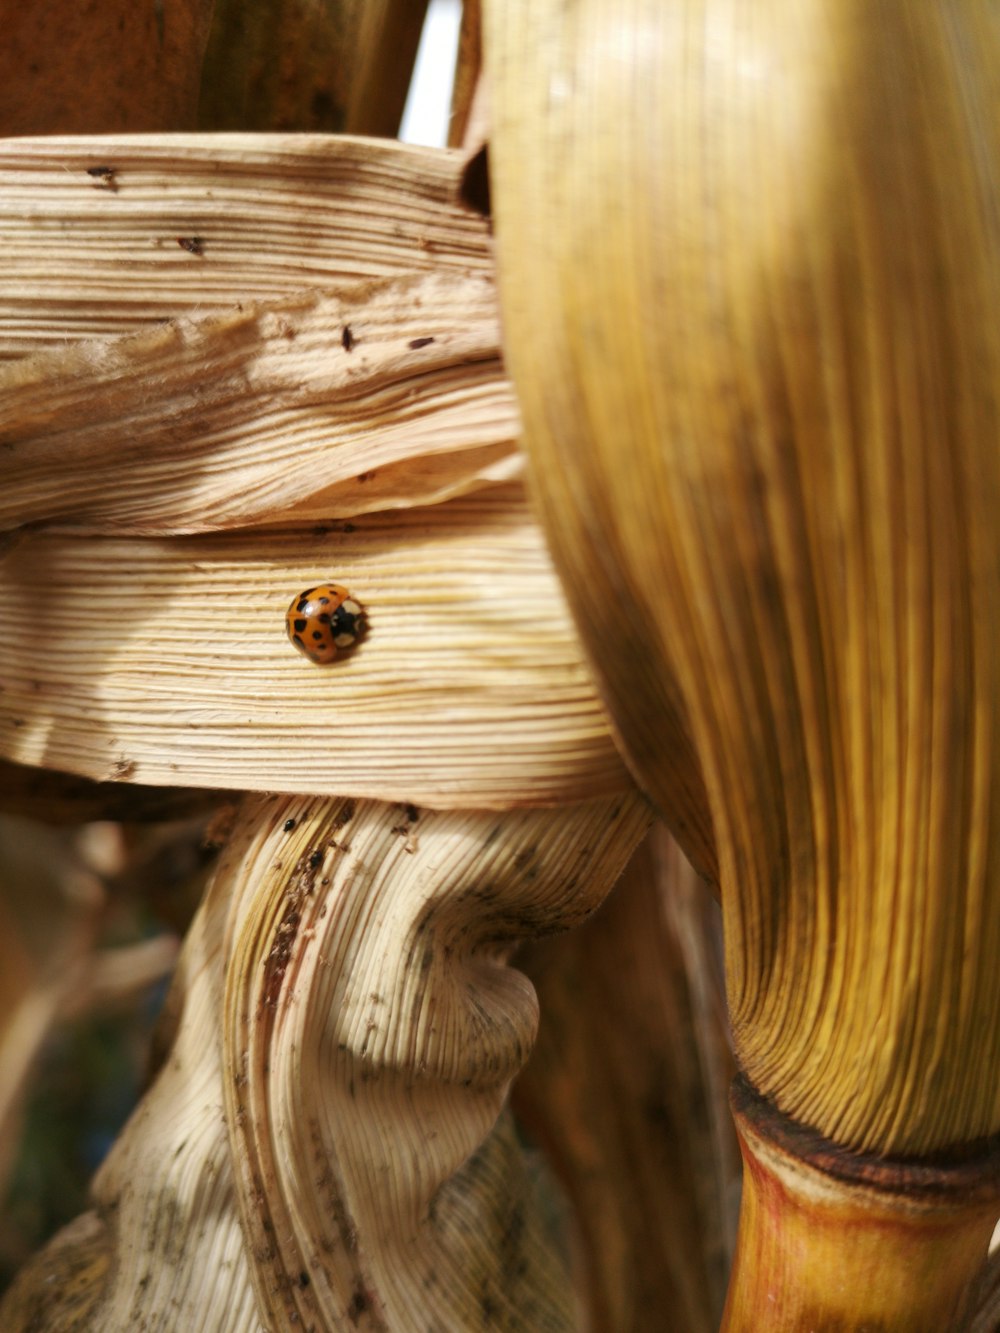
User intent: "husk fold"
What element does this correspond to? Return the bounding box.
[0,15,686,1333]
[0,271,517,533]
[1,792,652,1331]
[486,0,1000,1156]
[0,135,626,810]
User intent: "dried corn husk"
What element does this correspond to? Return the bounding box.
[0,134,628,809]
[0,486,628,806]
[0,271,517,533]
[0,115,714,1332]
[0,121,662,1324]
[0,136,491,358]
[1,792,651,1331]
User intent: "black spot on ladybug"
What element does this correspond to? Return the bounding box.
[408,336,435,350]
[286,585,366,664]
[341,325,355,351]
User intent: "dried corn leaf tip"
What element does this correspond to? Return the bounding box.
[286,584,366,665]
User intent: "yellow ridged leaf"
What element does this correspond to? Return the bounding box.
[487,0,1000,1152]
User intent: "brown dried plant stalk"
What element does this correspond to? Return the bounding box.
[486,0,1000,1326]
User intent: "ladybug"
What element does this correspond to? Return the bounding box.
[286,584,366,664]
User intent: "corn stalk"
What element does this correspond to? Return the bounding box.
[486,0,1000,1326]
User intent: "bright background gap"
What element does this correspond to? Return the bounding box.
[399,0,463,148]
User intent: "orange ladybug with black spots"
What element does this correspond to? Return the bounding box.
[286,585,365,664]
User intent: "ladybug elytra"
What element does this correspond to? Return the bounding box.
[286,584,365,664]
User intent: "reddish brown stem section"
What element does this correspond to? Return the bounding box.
[723,1078,1000,1332]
